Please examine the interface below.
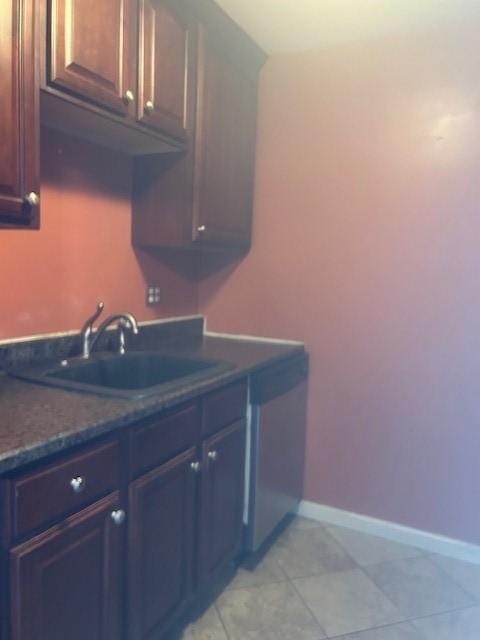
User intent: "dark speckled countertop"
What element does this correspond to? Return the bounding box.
[0,324,304,475]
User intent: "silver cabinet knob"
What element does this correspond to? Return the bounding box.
[111,509,126,526]
[190,461,201,473]
[208,450,218,462]
[25,192,40,207]
[70,476,86,494]
[123,90,135,104]
[197,225,206,233]
[144,100,154,113]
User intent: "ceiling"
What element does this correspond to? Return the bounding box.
[215,0,480,53]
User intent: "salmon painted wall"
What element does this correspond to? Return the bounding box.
[0,128,197,340]
[199,25,480,544]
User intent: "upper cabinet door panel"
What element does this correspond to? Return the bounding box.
[0,0,39,228]
[192,26,258,249]
[48,0,135,115]
[0,2,20,214]
[137,0,195,139]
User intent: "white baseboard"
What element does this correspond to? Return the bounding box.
[297,500,480,565]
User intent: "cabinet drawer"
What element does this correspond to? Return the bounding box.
[130,403,199,478]
[11,440,120,540]
[202,381,247,436]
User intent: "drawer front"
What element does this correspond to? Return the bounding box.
[130,403,199,478]
[202,380,247,437]
[12,439,120,540]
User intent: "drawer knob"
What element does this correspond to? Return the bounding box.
[145,100,154,113]
[123,90,135,104]
[70,476,86,494]
[190,461,201,473]
[25,191,40,207]
[208,450,218,462]
[111,509,126,526]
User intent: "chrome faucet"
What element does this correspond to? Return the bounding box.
[80,303,139,358]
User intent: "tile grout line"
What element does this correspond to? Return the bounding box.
[354,560,433,631]
[288,560,412,639]
[325,601,480,639]
[296,517,479,636]
[319,520,480,632]
[423,552,480,605]
[287,561,410,640]
[210,516,480,639]
[213,601,232,640]
[285,574,329,639]
[406,601,480,625]
[270,518,391,638]
[222,576,286,592]
[222,551,290,592]
[325,619,420,639]
[355,553,480,636]
[324,523,428,565]
[281,519,363,582]
[278,517,411,638]
[355,554,478,620]
[354,558,419,626]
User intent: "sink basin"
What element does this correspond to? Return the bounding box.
[10,352,235,399]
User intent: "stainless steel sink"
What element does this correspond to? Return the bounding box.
[10,352,235,399]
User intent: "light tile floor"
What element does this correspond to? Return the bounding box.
[182,517,480,639]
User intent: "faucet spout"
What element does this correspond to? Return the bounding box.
[88,312,139,357]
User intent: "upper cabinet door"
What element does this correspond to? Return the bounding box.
[137,0,195,140]
[48,0,135,116]
[0,0,39,228]
[192,25,259,249]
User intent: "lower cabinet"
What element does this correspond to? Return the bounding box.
[199,420,246,585]
[9,492,125,640]
[3,380,248,640]
[128,420,247,640]
[128,447,197,640]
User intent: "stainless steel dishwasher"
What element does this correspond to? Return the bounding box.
[246,353,308,552]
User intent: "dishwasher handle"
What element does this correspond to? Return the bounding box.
[250,353,308,405]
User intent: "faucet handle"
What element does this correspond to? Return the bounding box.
[93,301,105,319]
[80,302,105,358]
[82,302,105,332]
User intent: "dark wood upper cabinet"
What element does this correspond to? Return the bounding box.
[128,447,197,640]
[137,0,195,140]
[191,25,259,249]
[0,0,40,228]
[41,0,184,154]
[10,492,125,640]
[132,3,266,252]
[199,419,246,585]
[48,0,136,116]
[49,0,196,134]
